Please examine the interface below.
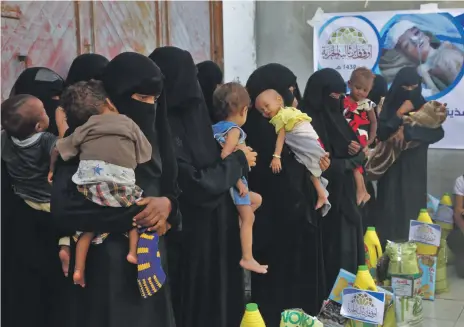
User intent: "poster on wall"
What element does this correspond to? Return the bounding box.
[313,9,464,149]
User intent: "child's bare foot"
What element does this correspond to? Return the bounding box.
[240,258,268,274]
[315,196,327,210]
[127,252,138,264]
[73,269,86,287]
[59,246,71,277]
[356,190,366,206]
[362,193,371,204]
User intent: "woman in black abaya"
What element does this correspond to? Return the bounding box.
[149,46,257,327]
[242,63,329,326]
[372,67,444,245]
[51,52,180,327]
[2,68,66,327]
[302,68,366,294]
[196,60,223,122]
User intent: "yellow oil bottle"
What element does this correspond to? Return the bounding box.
[416,209,438,256]
[240,303,266,327]
[353,265,378,291]
[364,227,383,281]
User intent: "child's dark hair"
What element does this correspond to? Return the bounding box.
[212,82,250,122]
[1,94,38,139]
[60,79,107,129]
[350,67,375,83]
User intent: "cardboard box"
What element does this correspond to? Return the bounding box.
[391,275,423,297]
[417,255,437,301]
[328,269,356,304]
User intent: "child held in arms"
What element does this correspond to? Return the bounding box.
[48,80,152,287]
[344,67,377,205]
[254,88,331,216]
[211,82,268,274]
[1,95,57,212]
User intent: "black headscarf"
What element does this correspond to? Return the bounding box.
[368,74,388,106]
[65,53,109,86]
[380,67,426,120]
[101,52,177,198]
[10,67,64,136]
[243,63,302,165]
[196,60,223,122]
[301,68,358,159]
[149,46,218,169]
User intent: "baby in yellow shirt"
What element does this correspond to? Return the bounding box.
[255,89,331,216]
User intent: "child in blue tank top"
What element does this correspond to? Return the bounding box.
[211,82,268,274]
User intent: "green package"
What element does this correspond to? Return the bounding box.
[386,242,420,276]
[280,309,323,327]
[394,295,423,327]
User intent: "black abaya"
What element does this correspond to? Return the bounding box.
[149,46,247,327]
[301,69,365,295]
[51,52,179,327]
[243,64,326,327]
[196,60,223,123]
[65,53,109,85]
[372,67,444,245]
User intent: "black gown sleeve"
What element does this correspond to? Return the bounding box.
[377,114,403,141]
[324,152,366,175]
[177,150,248,210]
[404,125,445,144]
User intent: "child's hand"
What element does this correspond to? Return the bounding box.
[237,182,249,197]
[47,171,54,184]
[270,157,282,174]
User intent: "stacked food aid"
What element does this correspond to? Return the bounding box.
[279,309,323,327]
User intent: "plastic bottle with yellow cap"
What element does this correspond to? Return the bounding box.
[364,227,383,281]
[240,303,266,327]
[416,209,438,256]
[354,265,378,291]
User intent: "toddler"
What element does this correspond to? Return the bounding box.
[254,89,331,216]
[211,82,267,274]
[344,67,377,205]
[48,80,152,287]
[1,94,56,212]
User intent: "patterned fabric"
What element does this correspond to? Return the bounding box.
[212,121,246,145]
[77,182,143,208]
[72,160,136,186]
[137,232,166,298]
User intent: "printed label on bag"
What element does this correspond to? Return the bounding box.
[340,288,385,325]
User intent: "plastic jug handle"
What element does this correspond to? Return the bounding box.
[375,243,383,257]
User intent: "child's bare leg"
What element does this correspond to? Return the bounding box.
[310,175,327,210]
[74,232,95,287]
[127,228,139,264]
[249,191,262,212]
[353,169,370,205]
[237,201,268,274]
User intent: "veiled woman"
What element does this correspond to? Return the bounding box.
[51,52,180,327]
[196,60,223,122]
[242,63,329,326]
[301,68,365,294]
[372,67,444,245]
[2,67,66,327]
[56,53,109,137]
[149,46,257,327]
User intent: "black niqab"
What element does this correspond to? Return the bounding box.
[11,67,64,136]
[65,53,109,85]
[149,46,218,169]
[380,67,425,120]
[196,60,223,122]
[301,68,358,158]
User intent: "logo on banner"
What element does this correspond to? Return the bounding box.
[318,16,380,81]
[408,220,442,247]
[340,288,385,325]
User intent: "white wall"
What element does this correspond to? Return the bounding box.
[255,1,464,197]
[222,0,256,84]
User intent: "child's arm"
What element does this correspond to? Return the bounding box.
[55,107,68,138]
[270,128,286,173]
[48,147,60,184]
[220,128,241,159]
[367,109,377,146]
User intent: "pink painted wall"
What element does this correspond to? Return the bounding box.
[1,1,214,101]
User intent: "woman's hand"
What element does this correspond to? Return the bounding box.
[270,157,282,174]
[319,152,331,172]
[396,100,415,117]
[134,197,172,235]
[235,144,257,168]
[348,141,361,155]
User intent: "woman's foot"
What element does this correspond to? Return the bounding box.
[73,269,86,287]
[59,246,71,277]
[240,258,268,274]
[127,252,138,264]
[315,196,327,210]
